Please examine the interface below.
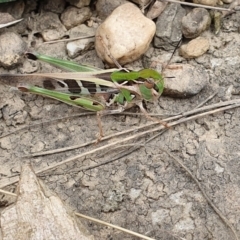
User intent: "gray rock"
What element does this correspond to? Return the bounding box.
[68,24,95,38]
[0,32,27,68]
[60,6,92,30]
[146,1,168,19]
[182,8,211,39]
[35,42,67,62]
[193,0,217,6]
[66,0,91,8]
[43,0,66,13]
[96,0,127,19]
[222,0,233,3]
[74,50,105,69]
[67,37,95,58]
[163,64,209,98]
[131,0,151,6]
[154,3,186,51]
[0,0,25,19]
[228,0,240,11]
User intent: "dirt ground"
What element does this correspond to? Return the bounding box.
[1,3,240,240]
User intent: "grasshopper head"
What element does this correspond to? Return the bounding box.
[138,69,164,100]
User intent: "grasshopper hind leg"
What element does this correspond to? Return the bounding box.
[96,112,104,142]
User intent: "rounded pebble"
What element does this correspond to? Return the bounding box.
[182,8,211,39]
[95,3,156,65]
[179,37,210,59]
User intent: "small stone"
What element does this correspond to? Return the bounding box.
[35,12,67,41]
[154,3,186,51]
[0,32,27,68]
[95,3,156,65]
[66,0,91,8]
[163,64,209,98]
[146,1,168,19]
[0,138,12,150]
[179,37,210,59]
[182,8,211,39]
[68,24,95,38]
[60,6,92,30]
[193,0,218,6]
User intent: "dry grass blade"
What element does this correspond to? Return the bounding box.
[194,92,218,109]
[162,0,230,11]
[75,212,157,240]
[43,35,95,44]
[0,18,22,28]
[0,188,16,196]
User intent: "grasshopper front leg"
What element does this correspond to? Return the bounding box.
[135,102,169,128]
[96,106,127,142]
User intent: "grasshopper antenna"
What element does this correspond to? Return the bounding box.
[164,38,182,70]
[96,35,126,71]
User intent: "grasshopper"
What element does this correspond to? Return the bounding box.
[0,53,166,136]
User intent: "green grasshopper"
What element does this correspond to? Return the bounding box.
[0,53,166,135]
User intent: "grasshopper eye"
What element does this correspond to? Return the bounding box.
[69,96,79,100]
[18,86,29,92]
[144,79,155,89]
[92,102,100,106]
